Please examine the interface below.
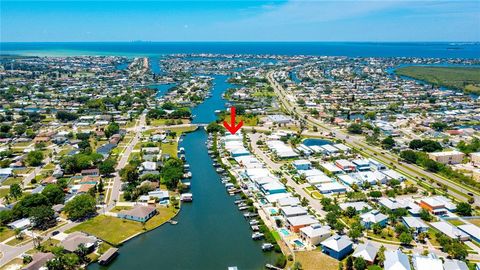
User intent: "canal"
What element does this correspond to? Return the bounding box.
[89,72,275,269]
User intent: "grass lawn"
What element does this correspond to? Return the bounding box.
[447,219,464,226]
[0,188,9,198]
[2,177,23,186]
[468,218,480,227]
[6,235,31,246]
[222,114,259,126]
[13,168,33,175]
[0,227,15,242]
[161,141,178,158]
[310,191,323,199]
[294,250,339,270]
[110,206,133,213]
[66,207,177,245]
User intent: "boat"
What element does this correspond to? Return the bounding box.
[168,220,178,225]
[183,171,192,178]
[180,193,193,202]
[234,199,246,204]
[214,110,221,114]
[265,264,282,270]
[252,232,264,240]
[238,206,249,211]
[249,220,259,225]
[251,225,259,231]
[261,243,274,251]
[244,212,258,218]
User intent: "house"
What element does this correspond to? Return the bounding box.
[339,202,371,213]
[385,250,411,270]
[360,210,388,229]
[321,234,353,260]
[458,224,480,243]
[141,161,157,171]
[352,159,371,171]
[281,206,308,218]
[412,254,443,270]
[285,215,318,233]
[299,224,331,246]
[22,252,54,270]
[61,232,98,253]
[443,259,469,270]
[316,182,347,194]
[81,168,99,177]
[430,221,469,241]
[118,205,157,222]
[8,218,32,230]
[419,196,456,215]
[352,242,379,264]
[292,160,311,170]
[277,196,300,207]
[402,217,429,235]
[335,159,356,172]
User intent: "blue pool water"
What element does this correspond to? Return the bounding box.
[279,228,290,236]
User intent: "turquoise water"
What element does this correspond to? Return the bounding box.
[2,42,480,58]
[279,228,290,237]
[302,138,332,147]
[148,83,176,98]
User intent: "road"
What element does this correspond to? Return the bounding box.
[249,133,326,217]
[106,113,146,211]
[0,221,79,267]
[266,71,480,206]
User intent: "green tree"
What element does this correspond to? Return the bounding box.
[381,136,395,149]
[399,232,413,245]
[353,257,367,270]
[64,194,96,220]
[42,184,65,205]
[99,159,116,176]
[347,123,363,134]
[456,202,472,216]
[30,205,56,230]
[25,150,44,166]
[104,122,120,138]
[9,183,22,199]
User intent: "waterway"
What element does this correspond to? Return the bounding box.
[89,71,275,270]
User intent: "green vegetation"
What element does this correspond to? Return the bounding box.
[395,66,480,95]
[64,194,97,220]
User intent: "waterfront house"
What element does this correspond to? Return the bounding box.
[352,242,379,264]
[320,234,353,260]
[384,250,411,270]
[299,224,331,246]
[277,196,300,207]
[360,210,388,229]
[118,205,157,223]
[61,232,98,253]
[286,215,318,233]
[402,217,429,235]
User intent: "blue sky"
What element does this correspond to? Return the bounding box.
[1,0,479,42]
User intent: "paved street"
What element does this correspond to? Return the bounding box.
[266,71,480,206]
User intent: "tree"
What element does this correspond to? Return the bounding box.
[345,256,354,270]
[42,184,65,205]
[353,257,367,270]
[381,136,395,149]
[419,209,433,221]
[104,122,120,138]
[160,158,184,190]
[400,150,418,163]
[99,159,116,176]
[456,202,472,216]
[344,206,357,218]
[399,232,413,245]
[12,193,50,219]
[30,205,56,230]
[56,111,78,122]
[9,183,22,199]
[347,123,363,134]
[25,150,44,166]
[64,194,96,220]
[371,223,383,235]
[377,245,386,267]
[120,164,139,184]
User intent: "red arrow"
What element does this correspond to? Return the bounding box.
[223,106,243,134]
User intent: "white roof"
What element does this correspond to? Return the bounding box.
[286,215,318,226]
[402,216,428,229]
[300,224,331,238]
[360,210,388,224]
[339,202,371,212]
[412,254,443,270]
[316,182,347,193]
[352,242,379,262]
[281,206,308,217]
[385,250,411,270]
[458,224,480,238]
[321,234,352,252]
[320,162,343,173]
[430,221,469,240]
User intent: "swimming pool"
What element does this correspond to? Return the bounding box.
[293,239,305,247]
[279,228,290,236]
[269,208,278,215]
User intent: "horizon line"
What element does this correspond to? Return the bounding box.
[1,41,479,43]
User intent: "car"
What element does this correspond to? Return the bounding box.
[52,231,60,236]
[467,192,474,196]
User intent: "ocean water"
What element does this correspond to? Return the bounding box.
[1,42,480,58]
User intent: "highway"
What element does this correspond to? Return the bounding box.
[266,71,480,206]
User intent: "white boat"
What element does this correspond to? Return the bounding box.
[252,232,264,240]
[180,193,193,202]
[262,243,274,251]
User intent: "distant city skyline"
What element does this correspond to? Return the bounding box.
[1,0,479,42]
